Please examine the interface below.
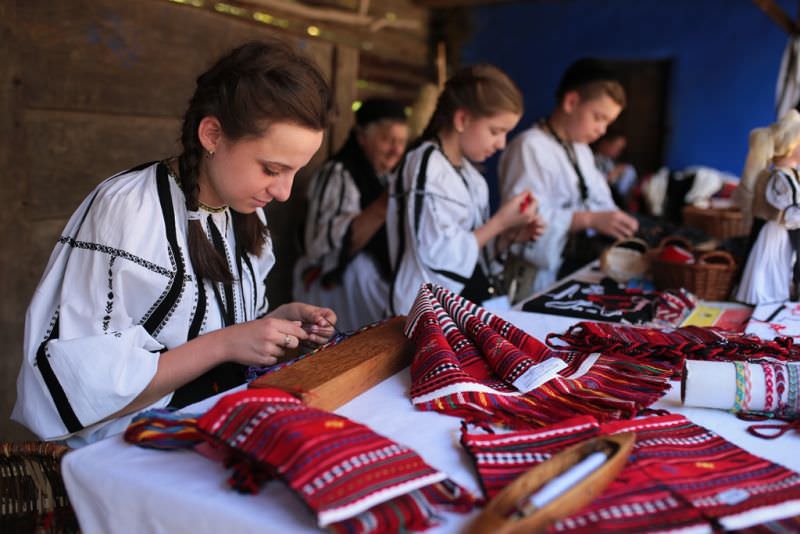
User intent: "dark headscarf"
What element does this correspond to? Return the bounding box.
[325,98,406,283]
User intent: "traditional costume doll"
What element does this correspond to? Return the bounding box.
[735,110,800,304]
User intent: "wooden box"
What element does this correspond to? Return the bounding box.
[249,316,414,411]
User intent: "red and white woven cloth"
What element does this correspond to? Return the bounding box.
[547,321,800,365]
[404,283,677,429]
[461,414,800,532]
[158,388,478,533]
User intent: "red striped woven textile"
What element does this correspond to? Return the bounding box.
[548,322,800,368]
[195,388,476,532]
[461,414,800,532]
[404,283,676,429]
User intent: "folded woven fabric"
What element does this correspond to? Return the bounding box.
[124,408,204,450]
[461,414,800,532]
[126,389,476,532]
[197,388,476,531]
[404,283,676,429]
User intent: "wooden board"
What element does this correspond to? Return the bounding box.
[249,316,413,410]
[23,109,181,218]
[15,0,333,117]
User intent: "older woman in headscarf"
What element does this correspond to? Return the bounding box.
[294,98,409,330]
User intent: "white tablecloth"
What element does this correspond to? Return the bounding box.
[62,310,800,533]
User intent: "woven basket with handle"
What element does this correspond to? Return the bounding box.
[682,205,751,240]
[650,236,738,301]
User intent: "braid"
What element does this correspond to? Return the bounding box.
[180,113,234,284]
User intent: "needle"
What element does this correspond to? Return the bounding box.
[321,314,344,337]
[302,314,343,338]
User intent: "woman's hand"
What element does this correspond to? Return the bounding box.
[495,190,541,232]
[476,190,541,249]
[586,210,638,239]
[270,302,338,344]
[520,212,546,242]
[221,316,310,367]
[497,213,547,252]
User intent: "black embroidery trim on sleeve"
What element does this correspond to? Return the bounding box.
[35,316,83,433]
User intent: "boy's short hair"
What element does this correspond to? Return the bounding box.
[556,58,626,107]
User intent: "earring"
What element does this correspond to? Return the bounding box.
[205,149,215,159]
[456,126,464,133]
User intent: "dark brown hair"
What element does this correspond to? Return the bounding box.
[179,40,332,283]
[420,64,523,142]
[556,58,626,107]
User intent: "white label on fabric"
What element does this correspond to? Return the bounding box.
[716,488,749,505]
[512,358,568,393]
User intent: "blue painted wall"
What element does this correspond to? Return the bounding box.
[463,0,793,179]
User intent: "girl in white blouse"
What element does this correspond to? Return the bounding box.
[387,64,544,315]
[13,41,338,445]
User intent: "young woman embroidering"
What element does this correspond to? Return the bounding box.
[13,40,337,445]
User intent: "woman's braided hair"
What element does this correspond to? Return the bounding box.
[178,40,331,283]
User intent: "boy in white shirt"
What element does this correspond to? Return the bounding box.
[500,58,638,298]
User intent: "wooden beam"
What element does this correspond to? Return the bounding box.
[360,55,431,88]
[167,0,429,68]
[242,0,422,31]
[330,45,359,152]
[413,0,514,7]
[752,0,799,35]
[436,41,446,89]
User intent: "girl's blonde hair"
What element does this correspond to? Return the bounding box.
[419,64,523,142]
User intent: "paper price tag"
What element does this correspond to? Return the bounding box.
[512,357,568,393]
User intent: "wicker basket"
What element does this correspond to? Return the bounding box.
[650,237,738,301]
[600,237,650,283]
[0,441,79,533]
[682,205,751,240]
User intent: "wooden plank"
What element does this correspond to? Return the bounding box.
[359,55,432,89]
[331,45,359,152]
[21,109,182,219]
[0,1,14,181]
[413,0,513,7]
[249,316,414,410]
[372,0,430,21]
[0,1,37,441]
[15,0,333,116]
[242,0,423,31]
[0,1,23,229]
[186,0,428,67]
[4,218,70,324]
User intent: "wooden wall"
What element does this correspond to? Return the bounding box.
[0,0,430,441]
